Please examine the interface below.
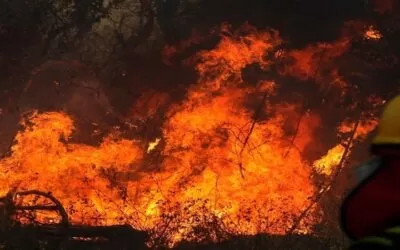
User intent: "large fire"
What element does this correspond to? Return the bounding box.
[0,23,380,246]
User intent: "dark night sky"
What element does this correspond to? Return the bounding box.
[189,0,369,47]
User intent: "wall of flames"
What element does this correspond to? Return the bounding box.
[0,22,383,245]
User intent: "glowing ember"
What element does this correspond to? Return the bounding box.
[0,23,379,246]
[364,26,383,40]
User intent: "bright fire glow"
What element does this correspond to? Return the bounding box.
[147,138,161,153]
[0,23,380,246]
[314,119,378,176]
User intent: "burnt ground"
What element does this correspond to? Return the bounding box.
[1,227,344,250]
[174,234,343,250]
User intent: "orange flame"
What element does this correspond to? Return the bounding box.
[282,38,350,81]
[0,23,378,245]
[314,118,378,176]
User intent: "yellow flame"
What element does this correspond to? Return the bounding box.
[147,138,161,153]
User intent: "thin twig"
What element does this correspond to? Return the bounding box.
[283,107,305,158]
[15,190,70,226]
[238,90,269,178]
[214,174,219,210]
[286,115,361,234]
[15,205,58,211]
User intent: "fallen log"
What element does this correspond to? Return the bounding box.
[30,224,148,240]
[0,190,149,249]
[6,224,148,249]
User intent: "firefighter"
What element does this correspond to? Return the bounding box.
[341,95,400,249]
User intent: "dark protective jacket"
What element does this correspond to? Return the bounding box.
[341,157,400,248]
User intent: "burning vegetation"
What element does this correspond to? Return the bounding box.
[0,0,399,249]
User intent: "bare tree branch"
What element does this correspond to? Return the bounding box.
[237,90,269,178]
[286,114,361,234]
[14,190,70,226]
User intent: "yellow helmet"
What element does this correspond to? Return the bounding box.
[372,95,400,145]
